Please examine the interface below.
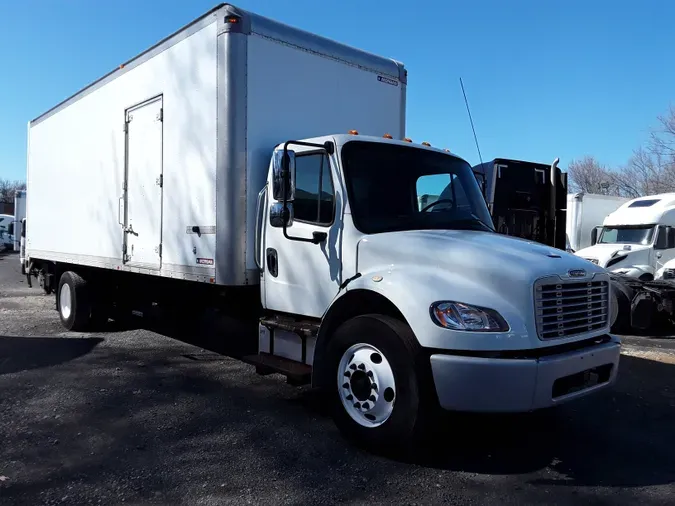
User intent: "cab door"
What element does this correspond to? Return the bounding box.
[262,147,343,318]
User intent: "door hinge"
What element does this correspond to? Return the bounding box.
[155,244,162,257]
[123,121,129,134]
[156,174,163,187]
[156,108,163,122]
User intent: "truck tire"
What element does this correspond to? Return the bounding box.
[57,271,92,331]
[610,280,632,334]
[325,314,432,450]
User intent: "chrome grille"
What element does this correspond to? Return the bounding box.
[535,279,609,339]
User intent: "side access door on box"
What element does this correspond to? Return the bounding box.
[122,96,164,269]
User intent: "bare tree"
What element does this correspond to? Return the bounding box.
[566,156,623,196]
[618,106,675,197]
[0,179,26,204]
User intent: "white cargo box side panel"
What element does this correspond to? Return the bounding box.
[27,18,218,281]
[243,32,406,274]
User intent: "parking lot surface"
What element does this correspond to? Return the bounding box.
[1,251,674,505]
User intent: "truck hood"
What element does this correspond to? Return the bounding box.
[352,230,609,351]
[574,243,651,270]
[356,230,603,286]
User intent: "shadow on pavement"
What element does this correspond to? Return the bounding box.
[382,354,675,488]
[1,320,673,503]
[0,336,103,375]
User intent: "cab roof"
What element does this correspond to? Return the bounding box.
[605,193,675,226]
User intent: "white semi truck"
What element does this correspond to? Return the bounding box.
[23,3,620,448]
[566,192,629,253]
[575,193,675,332]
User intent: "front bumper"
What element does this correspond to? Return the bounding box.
[429,335,620,412]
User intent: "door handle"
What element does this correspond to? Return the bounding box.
[312,231,327,244]
[266,248,278,277]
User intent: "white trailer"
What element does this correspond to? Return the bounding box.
[25,3,620,449]
[566,192,629,253]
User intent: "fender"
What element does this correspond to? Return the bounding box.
[313,261,536,384]
[340,263,533,349]
[610,264,653,280]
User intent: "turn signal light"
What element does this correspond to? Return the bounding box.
[383,133,393,139]
[225,16,240,23]
[422,141,431,147]
[348,130,359,135]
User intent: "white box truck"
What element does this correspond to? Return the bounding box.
[24,3,620,448]
[566,192,629,253]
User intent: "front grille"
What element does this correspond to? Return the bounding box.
[535,278,609,339]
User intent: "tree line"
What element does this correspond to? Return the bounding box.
[0,179,27,204]
[567,106,675,198]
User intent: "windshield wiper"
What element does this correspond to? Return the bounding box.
[451,215,494,232]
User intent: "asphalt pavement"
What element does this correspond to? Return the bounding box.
[1,250,674,505]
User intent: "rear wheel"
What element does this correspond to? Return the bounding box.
[58,271,93,331]
[326,315,432,450]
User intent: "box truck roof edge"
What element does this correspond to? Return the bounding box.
[30,3,406,128]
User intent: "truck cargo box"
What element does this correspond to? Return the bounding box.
[26,3,406,286]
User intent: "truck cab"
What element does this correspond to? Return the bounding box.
[0,214,14,251]
[255,132,620,446]
[575,193,675,280]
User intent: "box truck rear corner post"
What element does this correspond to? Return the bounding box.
[23,4,621,449]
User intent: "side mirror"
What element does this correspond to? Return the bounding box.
[668,226,675,249]
[272,149,296,202]
[590,226,601,246]
[655,225,668,250]
[270,202,293,228]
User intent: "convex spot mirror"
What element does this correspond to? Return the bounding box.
[270,202,294,228]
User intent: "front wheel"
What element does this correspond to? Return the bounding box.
[326,315,432,450]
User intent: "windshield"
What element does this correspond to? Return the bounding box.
[598,225,655,245]
[341,141,494,234]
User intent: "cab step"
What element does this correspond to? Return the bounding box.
[243,352,312,386]
[259,315,320,337]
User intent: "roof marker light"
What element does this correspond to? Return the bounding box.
[383,133,393,139]
[421,141,431,147]
[403,138,413,143]
[348,130,359,135]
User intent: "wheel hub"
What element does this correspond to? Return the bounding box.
[59,283,72,320]
[349,370,372,401]
[338,343,396,428]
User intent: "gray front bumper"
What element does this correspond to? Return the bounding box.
[429,335,621,412]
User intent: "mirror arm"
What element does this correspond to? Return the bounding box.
[280,140,333,245]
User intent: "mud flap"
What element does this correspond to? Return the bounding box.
[630,291,654,330]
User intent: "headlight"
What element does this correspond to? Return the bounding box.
[430,301,509,332]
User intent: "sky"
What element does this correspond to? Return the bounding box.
[0,0,674,182]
